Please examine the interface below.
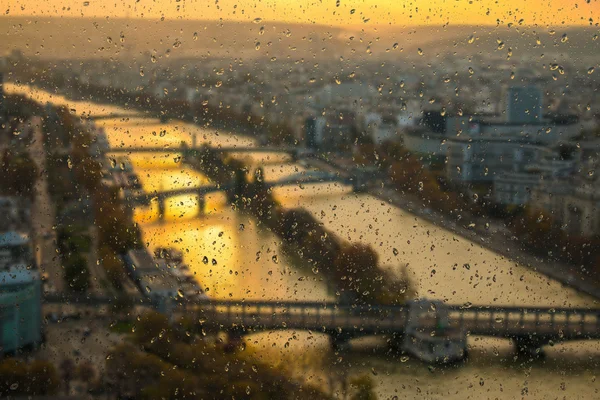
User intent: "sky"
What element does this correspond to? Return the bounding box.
[1,0,599,27]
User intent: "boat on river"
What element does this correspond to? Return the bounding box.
[402,299,467,364]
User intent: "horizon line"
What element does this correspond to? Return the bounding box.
[1,14,597,30]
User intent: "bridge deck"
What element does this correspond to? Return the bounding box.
[184,302,600,340]
[44,295,600,341]
[107,146,296,154]
[124,176,351,205]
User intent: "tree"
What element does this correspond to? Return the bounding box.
[76,360,96,387]
[63,253,90,293]
[59,358,75,395]
[0,150,38,197]
[0,359,59,396]
[334,243,379,303]
[349,376,377,400]
[99,245,126,290]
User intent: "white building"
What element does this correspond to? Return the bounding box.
[446,137,542,184]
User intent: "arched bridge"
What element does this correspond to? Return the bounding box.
[107,145,300,155]
[123,172,358,218]
[45,293,600,358]
[87,113,143,121]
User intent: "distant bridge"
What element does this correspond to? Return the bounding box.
[87,113,144,121]
[44,293,600,356]
[107,145,300,155]
[123,172,357,218]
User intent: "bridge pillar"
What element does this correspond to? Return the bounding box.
[330,332,351,352]
[157,198,166,221]
[224,329,245,353]
[197,196,205,217]
[513,336,546,359]
[234,170,246,200]
[387,332,405,355]
[352,175,367,193]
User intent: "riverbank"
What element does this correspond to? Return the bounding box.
[307,155,600,301]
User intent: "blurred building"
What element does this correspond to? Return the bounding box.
[446,137,541,184]
[313,83,376,108]
[530,141,600,236]
[506,86,543,124]
[0,224,41,355]
[445,114,579,144]
[494,146,576,206]
[0,265,42,354]
[304,116,326,149]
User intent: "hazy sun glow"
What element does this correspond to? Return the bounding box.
[1,0,599,26]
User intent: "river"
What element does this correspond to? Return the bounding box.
[11,83,600,399]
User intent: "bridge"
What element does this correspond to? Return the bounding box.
[44,293,600,359]
[87,113,144,121]
[123,172,358,219]
[107,145,300,155]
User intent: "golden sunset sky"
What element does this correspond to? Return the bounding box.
[1,0,598,26]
